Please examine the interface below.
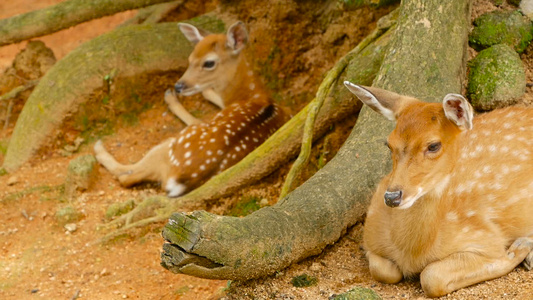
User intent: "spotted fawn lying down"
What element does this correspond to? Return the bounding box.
[345,82,533,298]
[94,22,287,197]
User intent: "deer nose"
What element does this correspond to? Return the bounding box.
[174,82,186,94]
[384,190,402,207]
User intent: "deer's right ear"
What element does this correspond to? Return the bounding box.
[226,21,248,54]
[178,23,204,44]
[344,81,402,121]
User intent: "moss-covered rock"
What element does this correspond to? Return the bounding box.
[467,44,525,111]
[55,205,83,225]
[332,287,382,300]
[64,154,98,198]
[469,10,533,53]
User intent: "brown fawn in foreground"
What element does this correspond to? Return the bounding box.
[94,22,287,197]
[344,81,533,297]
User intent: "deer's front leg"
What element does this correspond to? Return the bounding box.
[420,237,533,298]
[164,89,204,126]
[366,250,403,284]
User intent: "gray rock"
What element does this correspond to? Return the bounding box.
[521,0,533,21]
[467,44,526,111]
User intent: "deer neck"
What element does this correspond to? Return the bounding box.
[219,56,269,106]
[391,194,443,256]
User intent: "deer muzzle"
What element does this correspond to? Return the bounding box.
[384,190,402,207]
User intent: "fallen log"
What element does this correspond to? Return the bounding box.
[0,0,179,47]
[161,0,471,280]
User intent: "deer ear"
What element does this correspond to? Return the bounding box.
[443,93,474,131]
[226,21,248,54]
[344,81,405,121]
[178,23,204,44]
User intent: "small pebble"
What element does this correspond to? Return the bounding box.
[64,223,77,233]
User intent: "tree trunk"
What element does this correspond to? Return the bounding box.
[1,15,224,172]
[161,0,471,280]
[0,0,179,47]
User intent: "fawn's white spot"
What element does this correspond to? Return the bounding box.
[253,94,260,99]
[217,149,223,156]
[466,210,476,218]
[212,127,218,132]
[185,159,192,166]
[207,150,213,156]
[184,151,191,158]
[235,146,241,152]
[178,136,184,144]
[210,138,216,143]
[249,83,255,90]
[191,173,198,178]
[184,142,190,149]
[446,211,459,222]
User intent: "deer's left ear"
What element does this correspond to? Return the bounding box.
[443,93,474,131]
[226,21,248,54]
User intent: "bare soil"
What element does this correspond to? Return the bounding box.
[1,0,532,299]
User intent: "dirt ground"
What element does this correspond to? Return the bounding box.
[1,0,532,299]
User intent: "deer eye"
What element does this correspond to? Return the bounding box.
[427,142,442,153]
[203,60,216,70]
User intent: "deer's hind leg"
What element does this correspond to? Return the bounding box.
[420,236,533,297]
[94,139,173,187]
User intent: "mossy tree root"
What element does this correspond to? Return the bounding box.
[1,15,225,173]
[160,0,471,280]
[0,0,179,47]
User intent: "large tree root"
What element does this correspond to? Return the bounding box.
[0,0,180,47]
[96,11,397,243]
[1,15,224,173]
[161,0,471,280]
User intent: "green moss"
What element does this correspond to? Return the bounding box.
[467,44,525,111]
[469,10,533,53]
[0,139,8,155]
[189,15,226,34]
[332,287,382,300]
[291,274,318,287]
[105,199,135,220]
[55,205,83,225]
[227,196,261,217]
